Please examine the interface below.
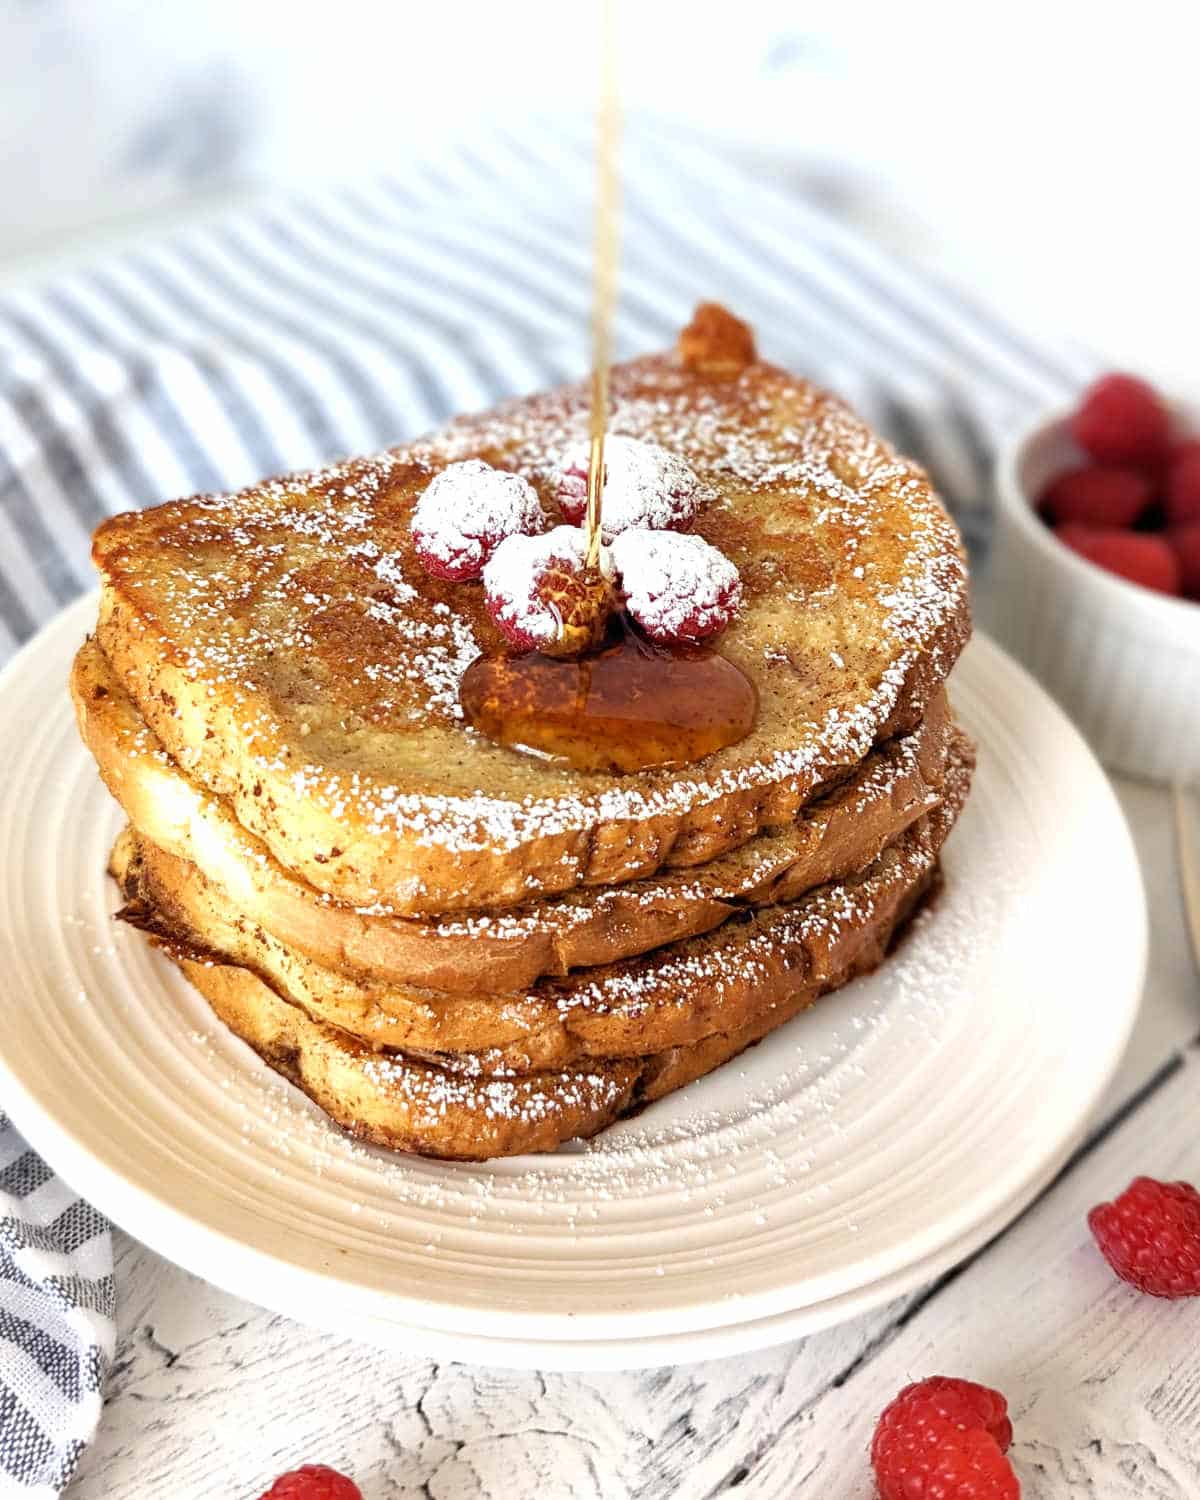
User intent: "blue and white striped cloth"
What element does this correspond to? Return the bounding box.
[0,120,1093,1493]
[0,1131,111,1498]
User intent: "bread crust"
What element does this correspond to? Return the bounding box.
[108,744,970,1073]
[132,850,943,1161]
[75,637,955,992]
[92,319,970,915]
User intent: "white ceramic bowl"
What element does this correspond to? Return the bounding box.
[987,403,1200,784]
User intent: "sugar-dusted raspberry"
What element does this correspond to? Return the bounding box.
[411,459,545,581]
[1070,373,1171,467]
[611,529,742,644]
[1038,466,1152,528]
[483,525,616,656]
[258,1465,362,1500]
[1089,1175,1200,1296]
[1165,441,1200,527]
[1170,523,1200,598]
[871,1377,1017,1500]
[556,436,710,539]
[1055,523,1181,595]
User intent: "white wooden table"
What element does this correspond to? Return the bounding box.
[61,770,1199,1500]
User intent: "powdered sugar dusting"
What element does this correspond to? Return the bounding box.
[93,340,970,896]
[149,749,969,1097]
[410,459,544,580]
[612,529,742,643]
[164,755,993,1214]
[557,434,712,538]
[155,757,966,1147]
[421,713,942,941]
[121,724,1017,1267]
[482,526,615,648]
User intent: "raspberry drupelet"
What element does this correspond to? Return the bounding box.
[411,459,545,581]
[1171,523,1200,597]
[1165,441,1200,526]
[483,526,616,657]
[556,435,710,539]
[1070,373,1171,468]
[871,1376,1018,1500]
[1056,524,1181,595]
[1039,466,1152,528]
[1089,1175,1200,1297]
[611,529,743,644]
[258,1465,362,1500]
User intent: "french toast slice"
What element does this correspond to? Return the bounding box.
[109,747,969,1071]
[75,637,953,991]
[111,837,941,1161]
[92,305,970,916]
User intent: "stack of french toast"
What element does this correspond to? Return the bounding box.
[70,305,973,1160]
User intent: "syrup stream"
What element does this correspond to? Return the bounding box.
[584,0,620,570]
[458,0,759,773]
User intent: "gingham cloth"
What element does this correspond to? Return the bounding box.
[0,118,1092,1493]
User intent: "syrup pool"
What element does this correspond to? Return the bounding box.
[460,617,757,774]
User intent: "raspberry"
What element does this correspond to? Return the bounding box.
[871,1377,1017,1500]
[1088,1176,1200,1296]
[258,1465,362,1500]
[1038,466,1151,528]
[1165,441,1200,526]
[611,529,742,644]
[556,436,708,539]
[1070,373,1170,467]
[411,460,545,581]
[1055,523,1181,595]
[1170,523,1200,597]
[483,525,615,656]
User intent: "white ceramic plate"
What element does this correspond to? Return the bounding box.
[0,596,1145,1369]
[271,1146,1080,1370]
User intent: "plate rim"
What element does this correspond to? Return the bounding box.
[184,1122,1089,1372]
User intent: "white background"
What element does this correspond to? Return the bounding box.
[1,1,1197,377]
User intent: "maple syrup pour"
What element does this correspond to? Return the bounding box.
[460,619,757,774]
[584,0,620,570]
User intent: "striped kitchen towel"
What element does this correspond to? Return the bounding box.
[0,117,1093,1492]
[0,1123,111,1498]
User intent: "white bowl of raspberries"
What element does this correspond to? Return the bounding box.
[990,372,1200,783]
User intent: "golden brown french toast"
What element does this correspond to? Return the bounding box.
[75,637,953,991]
[92,305,969,916]
[111,844,942,1161]
[109,749,969,1071]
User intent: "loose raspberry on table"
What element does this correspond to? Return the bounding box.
[411,459,545,581]
[1038,466,1152,528]
[482,525,615,656]
[556,435,710,538]
[1055,523,1181,595]
[1170,522,1200,598]
[1165,441,1200,527]
[1088,1175,1200,1297]
[871,1376,1018,1500]
[1070,373,1171,467]
[258,1464,362,1500]
[611,529,743,644]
